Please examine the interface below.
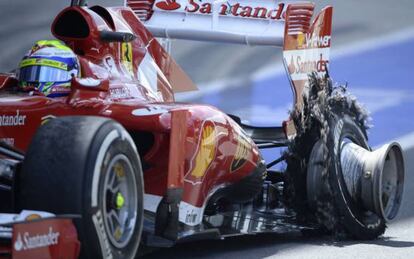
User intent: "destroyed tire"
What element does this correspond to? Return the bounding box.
[16,116,144,258]
[287,74,385,239]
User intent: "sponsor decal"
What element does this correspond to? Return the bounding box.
[155,0,286,21]
[92,210,113,259]
[0,138,14,146]
[305,34,331,48]
[14,227,60,251]
[132,106,169,116]
[230,134,250,172]
[41,115,56,125]
[19,58,68,71]
[185,210,198,224]
[25,214,42,221]
[121,42,134,76]
[285,48,330,81]
[288,53,329,75]
[0,110,26,127]
[185,121,216,184]
[156,0,181,10]
[110,87,130,99]
[181,204,204,226]
[77,78,101,87]
[144,193,205,226]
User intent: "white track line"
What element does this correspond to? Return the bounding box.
[177,26,414,101]
[374,130,414,151]
[393,131,414,151]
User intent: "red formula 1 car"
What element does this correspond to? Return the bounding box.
[0,0,405,258]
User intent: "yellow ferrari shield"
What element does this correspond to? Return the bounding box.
[121,42,134,75]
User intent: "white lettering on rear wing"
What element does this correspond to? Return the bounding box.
[126,0,292,46]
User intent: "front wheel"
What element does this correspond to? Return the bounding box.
[16,116,144,258]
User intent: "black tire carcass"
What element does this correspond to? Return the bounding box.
[285,74,387,239]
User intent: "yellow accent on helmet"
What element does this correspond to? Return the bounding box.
[19,58,68,70]
[32,40,72,52]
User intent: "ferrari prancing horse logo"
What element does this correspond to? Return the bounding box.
[121,42,133,76]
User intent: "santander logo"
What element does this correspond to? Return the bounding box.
[287,52,329,77]
[155,0,286,21]
[156,0,181,11]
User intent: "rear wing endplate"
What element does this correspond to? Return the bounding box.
[282,4,333,106]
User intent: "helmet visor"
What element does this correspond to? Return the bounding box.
[19,65,73,83]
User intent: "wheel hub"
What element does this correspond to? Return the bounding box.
[102,154,138,248]
[116,192,125,209]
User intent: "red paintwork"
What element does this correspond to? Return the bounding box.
[167,110,188,189]
[0,5,261,208]
[11,218,80,259]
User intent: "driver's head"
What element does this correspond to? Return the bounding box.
[18,40,80,97]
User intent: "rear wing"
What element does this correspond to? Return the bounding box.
[126,0,287,45]
[126,0,332,102]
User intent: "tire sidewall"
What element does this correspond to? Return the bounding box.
[81,122,144,258]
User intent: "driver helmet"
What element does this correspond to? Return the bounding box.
[18,40,80,97]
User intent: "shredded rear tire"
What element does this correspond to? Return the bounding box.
[285,73,385,239]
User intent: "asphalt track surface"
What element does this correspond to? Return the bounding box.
[1,1,414,258]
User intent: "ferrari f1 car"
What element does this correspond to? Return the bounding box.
[0,0,405,258]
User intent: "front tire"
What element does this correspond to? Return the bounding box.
[16,116,144,258]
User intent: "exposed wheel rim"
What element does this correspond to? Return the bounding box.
[337,133,371,223]
[340,137,404,221]
[379,145,404,221]
[333,120,385,231]
[102,154,138,248]
[339,137,361,202]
